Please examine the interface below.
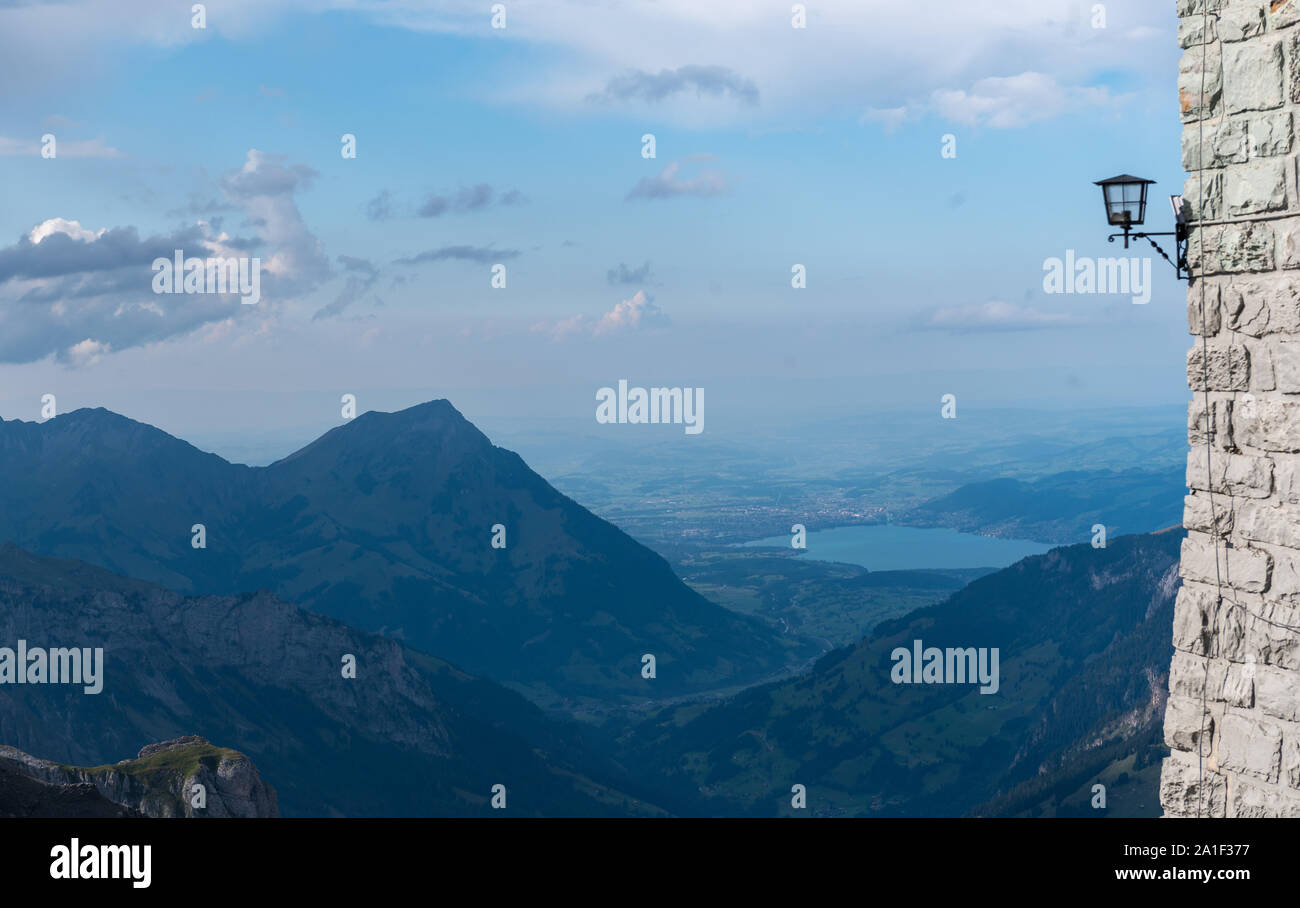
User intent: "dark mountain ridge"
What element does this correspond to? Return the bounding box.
[617,530,1183,816]
[0,544,675,816]
[0,401,794,704]
[898,468,1184,544]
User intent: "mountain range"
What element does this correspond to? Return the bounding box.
[0,400,1188,818]
[0,402,795,705]
[898,468,1184,545]
[0,527,1183,817]
[0,544,672,816]
[616,529,1183,817]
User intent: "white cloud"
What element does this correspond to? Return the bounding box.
[66,338,110,368]
[532,313,590,341]
[348,0,1167,123]
[219,149,330,292]
[929,72,1111,129]
[533,290,670,340]
[626,159,728,201]
[0,147,330,366]
[56,137,126,158]
[594,290,668,335]
[923,300,1080,332]
[0,1,1171,125]
[28,218,106,245]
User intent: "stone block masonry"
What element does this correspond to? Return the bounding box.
[1164,0,1300,817]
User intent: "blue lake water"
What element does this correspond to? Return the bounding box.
[740,524,1055,571]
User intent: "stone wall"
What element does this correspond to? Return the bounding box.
[1163,0,1300,817]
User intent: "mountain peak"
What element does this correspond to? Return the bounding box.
[361,397,468,424]
[353,397,479,438]
[397,398,460,416]
[46,407,154,433]
[0,405,219,461]
[272,397,489,469]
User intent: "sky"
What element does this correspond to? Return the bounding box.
[0,0,1189,453]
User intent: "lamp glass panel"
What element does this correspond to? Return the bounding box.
[1104,181,1146,226]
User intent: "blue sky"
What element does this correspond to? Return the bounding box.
[0,0,1189,442]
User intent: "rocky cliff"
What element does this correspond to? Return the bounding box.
[0,736,277,817]
[0,760,140,818]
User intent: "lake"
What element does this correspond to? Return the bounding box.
[740,523,1055,571]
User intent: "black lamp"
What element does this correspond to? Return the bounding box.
[1094,174,1188,280]
[1096,174,1153,229]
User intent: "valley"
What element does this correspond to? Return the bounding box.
[0,400,1189,818]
